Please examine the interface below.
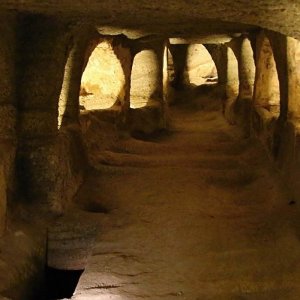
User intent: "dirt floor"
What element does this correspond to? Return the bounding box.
[72,88,300,300]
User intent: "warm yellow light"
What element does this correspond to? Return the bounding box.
[186,44,217,86]
[80,41,125,110]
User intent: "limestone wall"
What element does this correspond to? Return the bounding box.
[0,166,6,237]
[287,37,300,119]
[0,12,17,236]
[16,15,85,214]
[2,1,300,42]
[273,36,300,201]
[254,32,280,114]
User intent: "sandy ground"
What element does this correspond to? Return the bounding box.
[72,90,300,300]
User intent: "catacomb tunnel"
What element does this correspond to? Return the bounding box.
[1,1,300,299]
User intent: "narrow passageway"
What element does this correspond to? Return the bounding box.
[3,4,300,300]
[72,89,300,300]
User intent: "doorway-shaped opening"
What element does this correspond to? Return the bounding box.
[254,35,280,118]
[130,49,161,108]
[80,40,126,111]
[287,37,300,120]
[186,44,218,86]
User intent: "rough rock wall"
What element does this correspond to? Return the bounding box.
[16,15,84,214]
[2,1,300,42]
[253,32,280,114]
[251,31,281,155]
[272,36,300,201]
[227,37,255,134]
[0,166,6,237]
[287,38,300,120]
[0,12,17,236]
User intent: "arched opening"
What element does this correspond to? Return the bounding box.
[185,44,218,86]
[254,35,280,118]
[130,49,161,108]
[79,40,126,111]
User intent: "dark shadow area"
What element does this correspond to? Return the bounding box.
[131,128,173,142]
[45,266,84,300]
[77,200,110,213]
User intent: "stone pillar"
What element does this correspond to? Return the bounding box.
[253,31,280,114]
[272,36,300,201]
[228,37,255,133]
[205,44,228,99]
[0,12,17,235]
[266,31,289,159]
[224,46,239,123]
[111,36,134,124]
[16,15,73,214]
[267,31,288,124]
[129,39,167,133]
[237,38,256,101]
[58,28,100,128]
[168,44,188,89]
[251,30,283,157]
[286,37,300,120]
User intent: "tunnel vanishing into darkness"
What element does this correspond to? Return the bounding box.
[1,1,300,299]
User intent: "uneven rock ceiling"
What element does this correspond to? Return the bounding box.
[1,0,300,41]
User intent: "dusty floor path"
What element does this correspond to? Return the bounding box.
[72,91,300,300]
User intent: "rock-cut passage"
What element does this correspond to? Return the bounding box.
[73,90,300,300]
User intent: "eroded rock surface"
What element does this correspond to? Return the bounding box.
[73,90,300,300]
